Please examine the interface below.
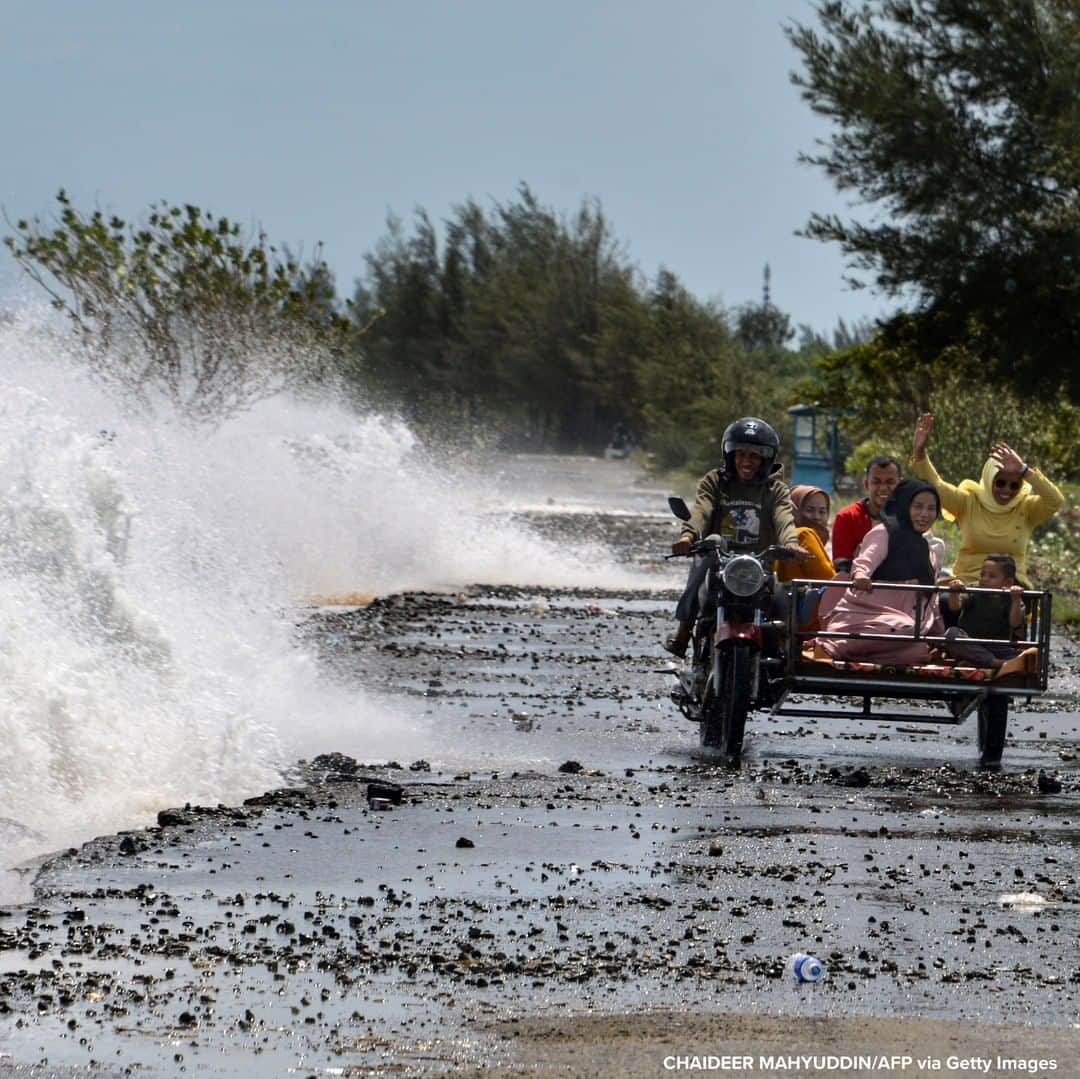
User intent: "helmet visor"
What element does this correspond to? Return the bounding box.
[724,440,775,460]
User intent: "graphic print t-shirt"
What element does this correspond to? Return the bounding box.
[711,483,767,552]
[721,500,763,549]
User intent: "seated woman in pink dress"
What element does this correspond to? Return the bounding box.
[821,479,943,665]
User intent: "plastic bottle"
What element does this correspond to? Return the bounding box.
[786,953,825,983]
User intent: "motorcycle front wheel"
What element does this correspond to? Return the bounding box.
[701,643,753,757]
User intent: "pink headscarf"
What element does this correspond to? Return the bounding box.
[789,485,831,545]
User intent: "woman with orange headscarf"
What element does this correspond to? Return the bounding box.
[779,485,835,579]
[777,484,836,632]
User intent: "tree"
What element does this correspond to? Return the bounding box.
[353,186,824,462]
[4,191,356,420]
[802,313,1080,479]
[618,269,743,469]
[788,0,1080,397]
[735,265,794,354]
[354,186,640,449]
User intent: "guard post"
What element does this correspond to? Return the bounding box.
[787,404,837,490]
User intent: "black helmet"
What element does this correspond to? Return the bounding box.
[722,417,780,479]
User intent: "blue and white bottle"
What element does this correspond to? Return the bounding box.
[786,953,825,983]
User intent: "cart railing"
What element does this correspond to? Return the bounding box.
[777,579,1053,692]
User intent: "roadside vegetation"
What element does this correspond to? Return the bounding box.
[1028,484,1080,627]
[3,192,358,421]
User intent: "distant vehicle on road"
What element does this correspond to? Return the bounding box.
[604,424,632,460]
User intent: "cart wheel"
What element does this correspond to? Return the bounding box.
[977,697,1009,764]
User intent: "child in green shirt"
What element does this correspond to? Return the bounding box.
[942,554,1025,669]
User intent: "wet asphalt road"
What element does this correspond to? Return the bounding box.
[0,493,1078,1076]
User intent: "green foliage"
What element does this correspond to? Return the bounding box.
[353,186,639,450]
[352,184,842,468]
[797,314,929,447]
[803,315,1079,482]
[1052,593,1080,628]
[1028,486,1080,600]
[788,0,1080,398]
[845,438,907,478]
[4,191,356,420]
[735,300,793,354]
[621,271,743,469]
[927,372,1080,482]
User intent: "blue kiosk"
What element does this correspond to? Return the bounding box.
[788,404,838,491]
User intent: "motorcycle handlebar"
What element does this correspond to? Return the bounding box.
[761,545,801,562]
[665,543,801,562]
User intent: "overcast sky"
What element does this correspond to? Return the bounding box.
[0,0,894,335]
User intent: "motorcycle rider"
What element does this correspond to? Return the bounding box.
[664,417,806,656]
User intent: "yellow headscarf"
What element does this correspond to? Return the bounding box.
[955,457,1033,516]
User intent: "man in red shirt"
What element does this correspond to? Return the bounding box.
[831,455,902,572]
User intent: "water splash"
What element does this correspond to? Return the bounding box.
[0,318,392,895]
[0,312,654,897]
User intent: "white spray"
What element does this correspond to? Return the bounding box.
[0,311,653,897]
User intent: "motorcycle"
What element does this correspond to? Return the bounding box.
[665,496,798,757]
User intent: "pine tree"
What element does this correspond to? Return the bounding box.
[788,0,1080,396]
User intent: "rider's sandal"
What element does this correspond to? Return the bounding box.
[663,635,688,658]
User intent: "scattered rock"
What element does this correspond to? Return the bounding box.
[1037,770,1062,794]
[558,760,583,774]
[839,767,871,788]
[243,788,313,808]
[455,837,475,849]
[367,780,405,806]
[311,752,358,775]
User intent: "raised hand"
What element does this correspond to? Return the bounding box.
[912,412,934,460]
[989,441,1026,475]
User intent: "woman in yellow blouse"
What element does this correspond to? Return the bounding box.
[911,413,1064,587]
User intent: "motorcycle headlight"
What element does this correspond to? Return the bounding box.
[722,555,765,598]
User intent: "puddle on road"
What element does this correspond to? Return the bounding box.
[308,577,1080,786]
